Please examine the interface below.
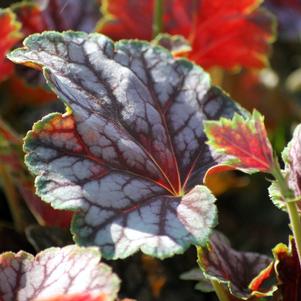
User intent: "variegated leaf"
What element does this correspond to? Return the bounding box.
[0,245,119,301]
[269,124,301,213]
[197,232,274,299]
[8,32,241,259]
[204,110,274,174]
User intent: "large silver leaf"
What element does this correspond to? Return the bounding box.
[8,32,240,259]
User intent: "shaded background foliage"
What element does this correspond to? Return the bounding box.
[0,0,301,300]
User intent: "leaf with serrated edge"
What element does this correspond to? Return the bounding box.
[197,232,273,299]
[269,124,301,213]
[204,110,274,174]
[0,245,119,301]
[8,31,241,259]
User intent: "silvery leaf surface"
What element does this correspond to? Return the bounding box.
[8,32,241,259]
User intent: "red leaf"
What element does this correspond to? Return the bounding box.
[204,110,274,174]
[100,0,275,70]
[0,9,22,82]
[184,0,275,69]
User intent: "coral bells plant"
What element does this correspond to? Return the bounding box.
[1,0,301,300]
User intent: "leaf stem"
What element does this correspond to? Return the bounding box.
[211,280,231,301]
[0,166,25,232]
[153,0,164,38]
[271,161,301,268]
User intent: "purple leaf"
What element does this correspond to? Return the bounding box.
[8,32,241,259]
[14,0,102,34]
[0,245,119,301]
[265,0,301,41]
[197,232,274,299]
[269,124,301,213]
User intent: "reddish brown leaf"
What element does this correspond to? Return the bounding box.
[204,110,274,174]
[273,237,301,301]
[197,231,274,299]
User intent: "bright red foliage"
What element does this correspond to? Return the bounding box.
[0,9,22,82]
[100,0,275,70]
[204,110,274,173]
